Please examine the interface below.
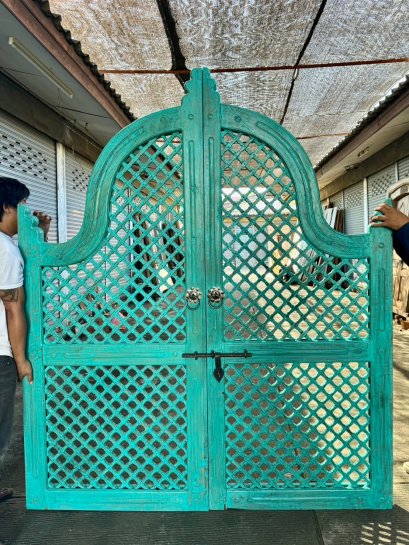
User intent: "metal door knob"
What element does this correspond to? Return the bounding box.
[207,287,225,306]
[185,287,202,308]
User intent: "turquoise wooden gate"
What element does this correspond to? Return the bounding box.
[19,69,392,511]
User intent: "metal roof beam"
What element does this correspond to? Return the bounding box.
[156,0,188,86]
[280,0,328,125]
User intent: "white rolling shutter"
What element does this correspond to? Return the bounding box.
[344,182,365,234]
[0,110,57,241]
[330,191,344,210]
[65,152,93,240]
[64,152,96,301]
[367,165,396,217]
[398,155,409,181]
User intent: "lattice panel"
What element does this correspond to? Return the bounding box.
[42,133,186,344]
[225,362,370,490]
[221,131,369,341]
[45,365,188,490]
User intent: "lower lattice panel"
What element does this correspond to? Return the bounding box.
[224,361,370,490]
[45,365,188,490]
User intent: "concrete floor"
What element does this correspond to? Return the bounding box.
[1,324,409,545]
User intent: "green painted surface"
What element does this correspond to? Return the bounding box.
[19,68,392,511]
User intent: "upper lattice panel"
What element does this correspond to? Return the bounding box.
[42,132,186,344]
[220,130,369,341]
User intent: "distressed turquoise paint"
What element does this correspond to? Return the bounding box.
[19,68,392,511]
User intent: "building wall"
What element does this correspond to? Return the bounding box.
[0,108,93,242]
[320,130,409,234]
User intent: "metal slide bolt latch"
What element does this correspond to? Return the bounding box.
[185,287,202,309]
[207,287,225,307]
[182,350,252,382]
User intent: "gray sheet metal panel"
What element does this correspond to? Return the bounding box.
[344,181,365,234]
[398,155,409,180]
[65,152,93,240]
[0,110,58,242]
[367,164,396,216]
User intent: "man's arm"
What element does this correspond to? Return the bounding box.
[370,203,409,266]
[0,286,33,383]
[370,203,409,230]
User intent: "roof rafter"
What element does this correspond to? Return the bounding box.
[156,0,188,86]
[100,57,409,75]
[280,0,328,125]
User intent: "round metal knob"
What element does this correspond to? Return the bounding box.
[207,287,225,306]
[185,287,202,308]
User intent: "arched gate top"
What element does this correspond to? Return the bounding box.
[19,68,387,265]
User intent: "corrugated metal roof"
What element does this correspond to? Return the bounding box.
[36,0,135,121]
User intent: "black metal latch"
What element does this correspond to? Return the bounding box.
[182,350,252,382]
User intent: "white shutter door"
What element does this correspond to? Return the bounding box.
[330,191,344,210]
[0,110,57,241]
[367,165,396,217]
[344,182,365,234]
[398,155,409,181]
[65,152,93,240]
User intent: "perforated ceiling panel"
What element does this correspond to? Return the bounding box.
[283,64,409,165]
[47,0,171,70]
[301,0,409,63]
[46,0,409,167]
[214,72,293,122]
[106,74,184,119]
[170,0,322,68]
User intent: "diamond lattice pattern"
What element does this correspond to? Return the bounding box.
[222,131,369,341]
[225,362,370,490]
[45,365,188,490]
[42,133,185,344]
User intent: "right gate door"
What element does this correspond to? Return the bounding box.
[199,70,393,510]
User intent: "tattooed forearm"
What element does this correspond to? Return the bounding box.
[0,288,18,302]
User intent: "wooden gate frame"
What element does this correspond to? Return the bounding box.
[18,69,393,511]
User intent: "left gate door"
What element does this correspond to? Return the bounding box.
[19,73,212,511]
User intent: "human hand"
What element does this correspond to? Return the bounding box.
[33,210,52,239]
[370,203,409,231]
[15,358,33,383]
